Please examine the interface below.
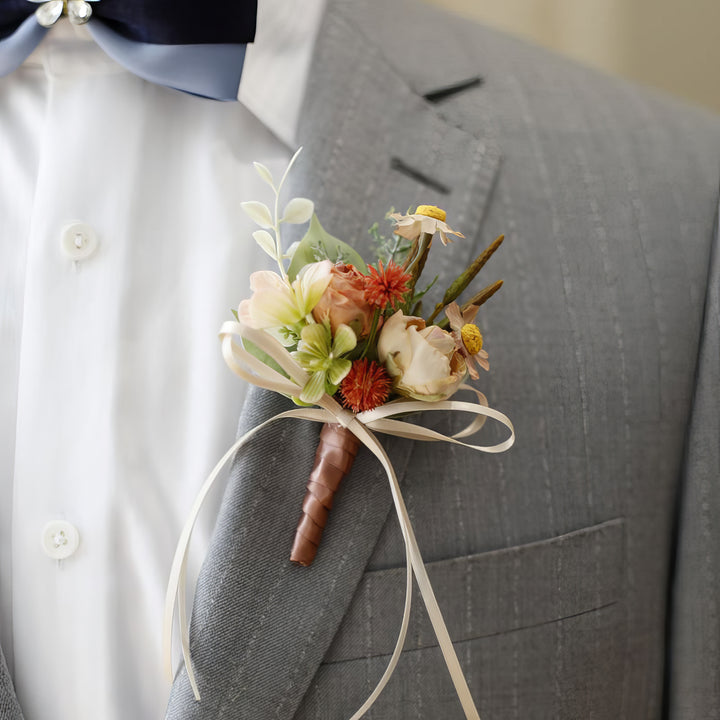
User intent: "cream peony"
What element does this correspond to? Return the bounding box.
[377,310,466,400]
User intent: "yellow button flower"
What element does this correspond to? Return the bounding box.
[415,205,447,222]
[460,323,483,355]
[444,302,489,379]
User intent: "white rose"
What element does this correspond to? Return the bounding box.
[377,310,466,400]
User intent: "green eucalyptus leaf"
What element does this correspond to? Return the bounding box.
[287,214,367,280]
[253,229,277,258]
[252,162,275,189]
[281,197,314,224]
[241,201,274,229]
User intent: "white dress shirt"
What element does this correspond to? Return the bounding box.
[0,1,325,717]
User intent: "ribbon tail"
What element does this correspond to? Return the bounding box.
[162,408,331,697]
[348,547,413,720]
[410,544,481,720]
[162,433,249,696]
[177,560,201,700]
[348,419,483,720]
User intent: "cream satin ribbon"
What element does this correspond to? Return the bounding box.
[164,320,515,719]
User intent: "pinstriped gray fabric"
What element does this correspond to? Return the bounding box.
[291,3,720,718]
[297,523,627,719]
[669,200,720,718]
[0,647,22,720]
[294,1,720,718]
[324,520,625,662]
[167,0,720,718]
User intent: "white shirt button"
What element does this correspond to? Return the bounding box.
[60,222,98,261]
[41,520,81,560]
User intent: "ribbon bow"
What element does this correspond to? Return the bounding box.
[164,320,515,719]
[0,0,256,99]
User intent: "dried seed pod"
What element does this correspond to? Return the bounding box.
[290,423,361,566]
[461,278,504,312]
[427,234,505,323]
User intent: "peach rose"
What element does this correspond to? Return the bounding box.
[312,263,375,339]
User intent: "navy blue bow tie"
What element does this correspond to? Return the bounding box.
[0,0,257,99]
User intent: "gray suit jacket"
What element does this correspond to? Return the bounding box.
[162,1,720,716]
[3,0,718,718]
[164,1,720,719]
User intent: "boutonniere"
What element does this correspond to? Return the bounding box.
[165,149,515,719]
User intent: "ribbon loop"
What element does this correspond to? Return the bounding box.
[165,320,515,718]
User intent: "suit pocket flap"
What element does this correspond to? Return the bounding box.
[324,518,625,662]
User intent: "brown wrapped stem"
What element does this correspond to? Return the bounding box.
[290,423,361,566]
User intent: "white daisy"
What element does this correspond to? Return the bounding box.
[390,205,465,246]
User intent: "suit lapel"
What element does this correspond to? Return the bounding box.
[167,2,500,718]
[0,646,23,720]
[287,0,501,278]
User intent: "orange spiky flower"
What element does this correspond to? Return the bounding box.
[340,359,392,412]
[363,260,412,310]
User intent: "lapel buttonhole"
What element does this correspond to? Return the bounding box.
[390,157,451,196]
[423,75,484,104]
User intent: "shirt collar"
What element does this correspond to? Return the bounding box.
[22,0,326,147]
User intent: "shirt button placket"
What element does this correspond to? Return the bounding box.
[11,35,124,717]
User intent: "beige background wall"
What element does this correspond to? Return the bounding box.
[427,0,720,115]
